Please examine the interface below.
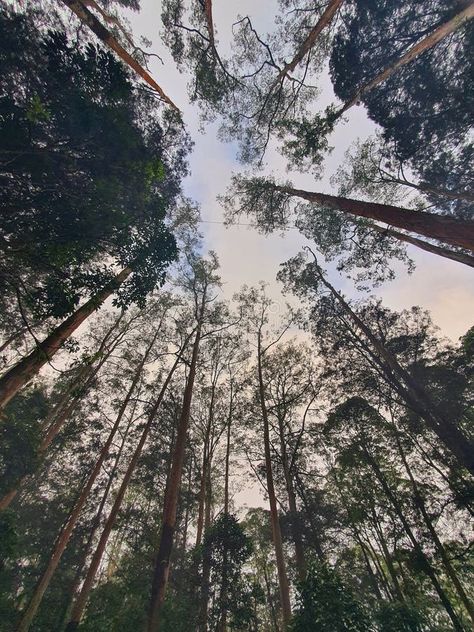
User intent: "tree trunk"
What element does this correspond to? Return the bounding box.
[273,0,344,85]
[394,430,474,625]
[336,4,474,117]
[65,345,185,630]
[203,0,215,47]
[257,335,292,629]
[275,185,474,251]
[17,329,156,632]
[370,224,474,268]
[366,451,465,632]
[314,263,474,473]
[60,0,179,111]
[0,268,131,411]
[147,306,205,631]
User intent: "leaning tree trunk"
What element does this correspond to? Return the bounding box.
[60,0,179,111]
[65,345,185,631]
[335,3,474,118]
[370,224,474,269]
[275,185,474,252]
[147,305,205,631]
[273,0,344,86]
[17,330,156,632]
[257,334,292,629]
[366,451,465,632]
[313,263,474,474]
[0,314,124,512]
[394,430,474,625]
[0,268,131,411]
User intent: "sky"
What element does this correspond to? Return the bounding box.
[122,0,474,344]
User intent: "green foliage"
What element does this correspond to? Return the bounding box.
[291,561,373,631]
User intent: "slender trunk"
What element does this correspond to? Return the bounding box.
[386,176,474,205]
[277,416,305,580]
[370,224,474,269]
[276,185,474,251]
[195,446,209,548]
[0,268,131,411]
[65,347,184,631]
[371,509,405,603]
[365,536,395,602]
[353,531,384,601]
[263,564,280,632]
[336,4,474,117]
[198,468,212,632]
[223,390,232,515]
[60,0,179,111]
[147,303,205,631]
[294,475,325,562]
[60,408,133,630]
[394,431,474,625]
[257,335,292,628]
[367,452,465,631]
[0,324,33,355]
[17,330,155,632]
[273,0,344,85]
[314,264,474,473]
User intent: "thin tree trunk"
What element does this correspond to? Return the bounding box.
[366,451,465,631]
[273,0,344,85]
[394,430,474,625]
[60,0,179,111]
[294,474,325,562]
[384,175,474,204]
[147,298,206,631]
[0,268,131,411]
[65,345,185,631]
[275,184,474,251]
[336,4,474,118]
[313,262,474,473]
[370,224,474,268]
[17,329,156,632]
[195,445,209,548]
[203,0,215,47]
[257,335,292,629]
[198,467,212,632]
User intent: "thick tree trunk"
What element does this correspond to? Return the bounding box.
[394,432,474,625]
[370,224,474,268]
[203,0,215,47]
[273,0,344,85]
[65,347,184,630]
[367,452,464,631]
[336,4,474,117]
[17,330,155,632]
[257,336,292,629]
[314,264,474,473]
[276,185,474,251]
[0,268,131,411]
[147,310,205,631]
[60,0,179,111]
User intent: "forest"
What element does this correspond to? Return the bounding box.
[0,0,473,631]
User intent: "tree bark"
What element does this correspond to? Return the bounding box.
[257,334,292,629]
[275,185,474,251]
[313,263,474,473]
[147,298,206,631]
[203,0,215,48]
[60,0,179,111]
[336,3,474,118]
[17,329,156,632]
[370,224,474,268]
[65,345,185,630]
[273,0,344,85]
[0,268,131,411]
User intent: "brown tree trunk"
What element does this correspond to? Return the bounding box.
[0,268,131,411]
[314,263,474,473]
[147,307,205,631]
[273,0,344,85]
[203,0,215,47]
[60,0,179,111]
[336,4,474,117]
[17,329,156,632]
[394,430,474,625]
[370,224,474,268]
[257,335,292,629]
[65,345,185,630]
[366,451,464,631]
[276,185,474,251]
